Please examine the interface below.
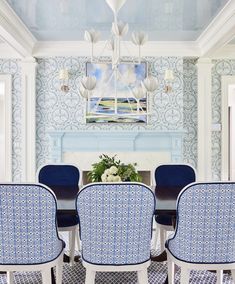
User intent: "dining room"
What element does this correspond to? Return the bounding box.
[0,0,235,283]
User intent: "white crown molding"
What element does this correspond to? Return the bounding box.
[0,0,36,58]
[197,0,235,57]
[0,42,20,58]
[33,40,200,58]
[0,0,234,60]
[212,44,235,59]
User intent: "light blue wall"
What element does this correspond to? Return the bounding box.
[36,56,198,170]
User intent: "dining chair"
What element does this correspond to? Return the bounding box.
[0,183,64,284]
[166,182,235,284]
[38,164,80,265]
[76,182,156,284]
[153,164,196,251]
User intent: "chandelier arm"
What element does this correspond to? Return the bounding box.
[91,42,94,62]
[91,97,104,114]
[137,99,140,114]
[122,41,135,62]
[96,40,110,62]
[87,91,91,114]
[105,68,116,88]
[114,66,118,114]
[116,68,140,114]
[135,98,145,113]
[138,45,141,64]
[116,68,143,114]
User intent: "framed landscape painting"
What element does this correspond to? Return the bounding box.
[86,62,147,123]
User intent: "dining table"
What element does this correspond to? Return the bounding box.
[57,185,178,214]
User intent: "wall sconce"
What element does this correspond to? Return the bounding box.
[164,69,174,93]
[59,69,69,93]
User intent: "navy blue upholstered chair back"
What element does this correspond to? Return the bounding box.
[0,184,64,265]
[154,164,196,196]
[38,164,80,199]
[77,183,156,265]
[167,182,235,263]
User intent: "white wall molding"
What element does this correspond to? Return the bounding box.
[197,58,213,181]
[21,57,37,182]
[0,42,20,58]
[33,41,200,58]
[212,44,235,59]
[221,76,235,180]
[0,74,12,181]
[0,0,36,58]
[197,0,235,57]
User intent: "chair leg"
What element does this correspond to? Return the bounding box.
[69,229,76,266]
[56,254,63,284]
[216,270,223,284]
[42,268,52,284]
[137,269,148,284]
[160,227,165,252]
[76,226,81,253]
[7,272,13,284]
[152,226,159,250]
[180,268,189,284]
[231,270,235,282]
[85,269,96,284]
[167,258,175,284]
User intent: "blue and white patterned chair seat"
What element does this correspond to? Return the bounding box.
[77,182,156,284]
[166,182,235,284]
[0,184,64,284]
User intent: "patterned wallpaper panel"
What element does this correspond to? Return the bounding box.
[183,58,198,169]
[211,59,235,180]
[36,56,189,169]
[0,56,199,181]
[0,57,226,181]
[0,59,21,181]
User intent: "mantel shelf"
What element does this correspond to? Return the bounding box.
[48,130,185,164]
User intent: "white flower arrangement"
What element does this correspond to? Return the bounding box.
[101,166,122,182]
[88,154,142,183]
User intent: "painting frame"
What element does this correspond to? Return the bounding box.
[85,61,148,124]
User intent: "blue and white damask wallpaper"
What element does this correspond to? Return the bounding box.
[1,56,230,181]
[36,56,198,170]
[182,58,197,168]
[0,59,21,181]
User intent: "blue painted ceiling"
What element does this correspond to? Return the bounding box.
[7,0,229,41]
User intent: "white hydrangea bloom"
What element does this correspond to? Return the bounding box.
[104,169,111,175]
[114,175,122,182]
[101,173,107,182]
[109,166,118,174]
[107,175,115,182]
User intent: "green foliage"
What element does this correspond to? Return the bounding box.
[87,154,142,182]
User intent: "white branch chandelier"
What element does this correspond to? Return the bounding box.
[84,0,149,67]
[59,0,174,120]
